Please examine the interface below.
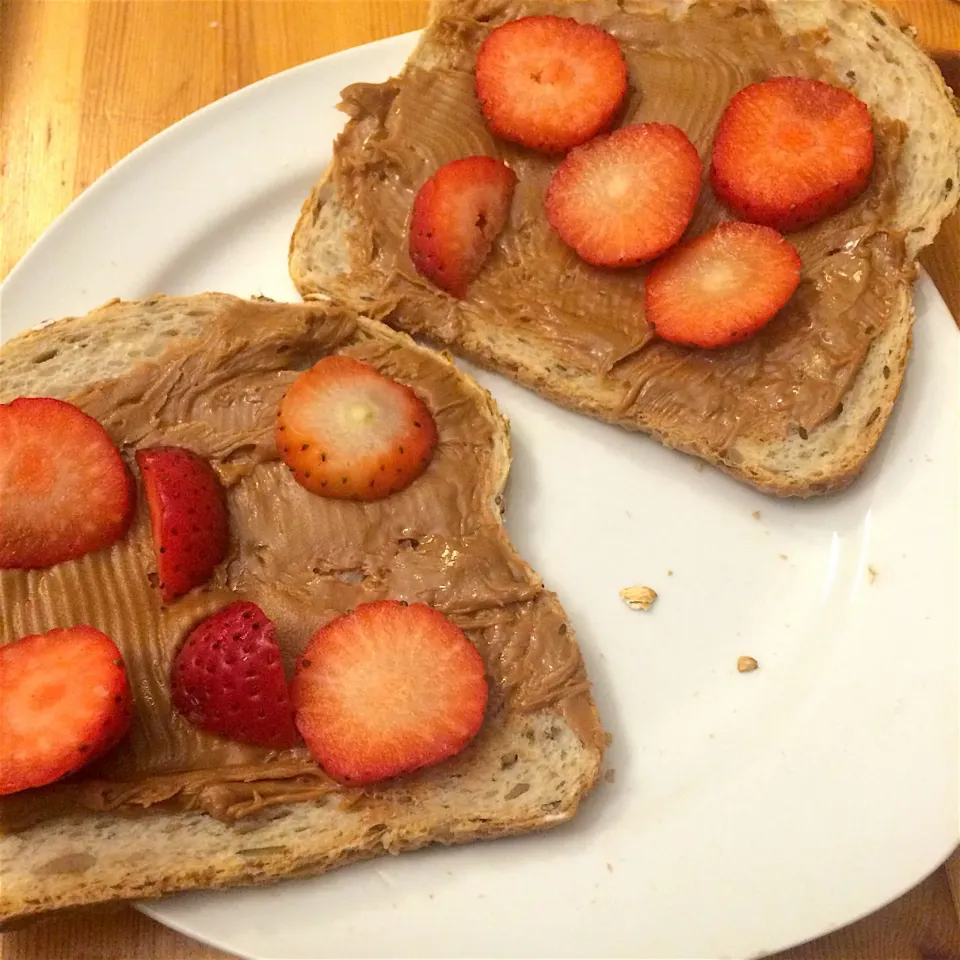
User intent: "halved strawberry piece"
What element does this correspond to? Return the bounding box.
[475,15,627,153]
[0,626,132,795]
[644,222,802,349]
[171,601,299,749]
[136,447,229,603]
[545,123,703,267]
[409,156,517,298]
[292,600,488,785]
[710,77,874,232]
[0,398,135,569]
[276,356,439,501]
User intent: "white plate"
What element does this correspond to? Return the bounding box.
[1,30,957,960]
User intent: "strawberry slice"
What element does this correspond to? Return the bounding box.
[276,355,439,501]
[545,123,703,267]
[292,600,488,785]
[0,626,132,795]
[409,156,517,298]
[475,15,627,153]
[171,601,299,749]
[644,222,802,349]
[710,77,874,232]
[136,447,229,603]
[0,398,135,569]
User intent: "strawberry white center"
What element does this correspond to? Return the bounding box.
[308,381,406,455]
[346,401,377,426]
[697,260,741,296]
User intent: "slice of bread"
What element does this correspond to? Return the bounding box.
[0,294,604,922]
[289,0,960,497]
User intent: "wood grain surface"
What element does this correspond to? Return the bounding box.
[0,2,958,958]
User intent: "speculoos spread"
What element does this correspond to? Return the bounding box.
[0,300,598,830]
[330,0,909,446]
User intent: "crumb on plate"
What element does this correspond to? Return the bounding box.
[620,585,657,610]
[868,565,878,583]
[737,656,759,673]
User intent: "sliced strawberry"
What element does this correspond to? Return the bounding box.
[409,156,517,298]
[0,626,132,795]
[170,601,299,749]
[710,77,874,232]
[135,446,229,604]
[292,600,488,785]
[475,15,627,153]
[545,123,702,267]
[0,398,135,569]
[276,356,439,501]
[644,222,801,349]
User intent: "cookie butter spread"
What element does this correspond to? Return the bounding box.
[325,0,909,447]
[0,298,600,830]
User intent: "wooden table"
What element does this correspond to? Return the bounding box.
[0,2,958,958]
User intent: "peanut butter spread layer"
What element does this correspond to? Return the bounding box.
[327,0,909,447]
[0,299,598,830]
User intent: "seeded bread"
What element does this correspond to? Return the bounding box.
[0,294,604,922]
[289,0,960,497]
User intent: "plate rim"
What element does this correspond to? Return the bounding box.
[0,29,421,302]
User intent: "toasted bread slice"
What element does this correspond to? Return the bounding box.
[0,294,604,922]
[289,0,960,497]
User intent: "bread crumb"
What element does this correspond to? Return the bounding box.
[620,585,657,610]
[868,565,878,583]
[603,769,616,784]
[752,511,761,520]
[779,553,788,560]
[737,656,759,673]
[606,862,614,873]
[604,732,614,747]
[667,569,673,576]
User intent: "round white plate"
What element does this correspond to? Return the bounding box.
[2,31,957,960]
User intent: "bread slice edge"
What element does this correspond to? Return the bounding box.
[288,0,960,497]
[0,294,604,922]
